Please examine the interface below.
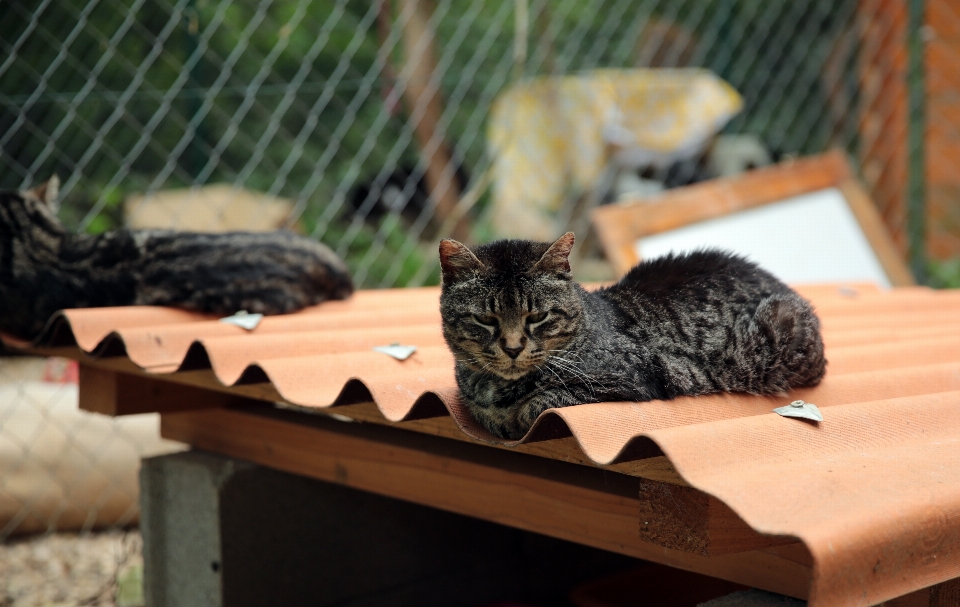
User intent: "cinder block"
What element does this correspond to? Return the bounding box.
[140,451,245,607]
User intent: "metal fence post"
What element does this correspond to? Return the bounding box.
[907,0,927,283]
[185,0,206,182]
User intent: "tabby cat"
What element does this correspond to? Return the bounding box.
[0,177,353,340]
[439,232,826,440]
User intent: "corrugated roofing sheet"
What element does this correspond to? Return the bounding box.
[4,283,960,606]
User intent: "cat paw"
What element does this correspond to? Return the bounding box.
[499,395,553,440]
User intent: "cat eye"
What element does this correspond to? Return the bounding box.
[473,314,498,327]
[526,312,548,324]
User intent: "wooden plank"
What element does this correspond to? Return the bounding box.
[837,177,916,286]
[886,576,960,607]
[591,150,912,289]
[927,0,960,39]
[857,0,908,245]
[592,151,852,276]
[73,355,690,483]
[638,479,795,557]
[930,577,960,607]
[396,0,467,240]
[78,365,259,416]
[160,406,812,599]
[328,400,690,483]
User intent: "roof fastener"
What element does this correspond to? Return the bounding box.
[773,399,824,422]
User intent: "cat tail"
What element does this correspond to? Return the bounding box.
[733,293,827,394]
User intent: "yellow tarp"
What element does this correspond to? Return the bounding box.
[487,69,742,240]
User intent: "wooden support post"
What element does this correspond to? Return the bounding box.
[79,364,262,416]
[638,479,796,557]
[396,0,468,241]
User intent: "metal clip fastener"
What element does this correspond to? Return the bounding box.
[373,343,417,360]
[773,399,824,422]
[219,310,264,331]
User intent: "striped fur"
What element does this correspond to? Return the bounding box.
[439,232,826,440]
[0,178,353,339]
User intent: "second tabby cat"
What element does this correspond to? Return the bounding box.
[439,232,826,439]
[0,177,353,340]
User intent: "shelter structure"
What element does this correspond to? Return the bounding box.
[3,281,960,606]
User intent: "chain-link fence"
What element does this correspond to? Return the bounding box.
[2,0,959,541]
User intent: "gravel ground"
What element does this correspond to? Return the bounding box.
[0,530,143,607]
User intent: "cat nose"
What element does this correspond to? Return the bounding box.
[500,337,526,359]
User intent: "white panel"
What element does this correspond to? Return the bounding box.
[635,188,891,287]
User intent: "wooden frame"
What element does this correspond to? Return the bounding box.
[78,367,959,605]
[59,343,960,605]
[160,405,814,599]
[591,150,915,286]
[73,359,811,598]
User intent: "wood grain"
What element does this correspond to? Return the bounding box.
[73,357,690,483]
[396,0,466,240]
[885,576,960,607]
[160,406,812,599]
[78,365,258,416]
[638,479,795,557]
[930,577,960,607]
[837,178,915,286]
[591,150,911,287]
[592,151,853,275]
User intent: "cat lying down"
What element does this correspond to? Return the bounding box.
[439,232,826,440]
[0,177,353,340]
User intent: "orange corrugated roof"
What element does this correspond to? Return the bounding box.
[4,283,960,606]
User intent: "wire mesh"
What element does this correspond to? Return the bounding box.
[1,0,958,540]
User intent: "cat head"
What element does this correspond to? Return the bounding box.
[0,176,66,271]
[22,176,61,212]
[1,176,64,235]
[438,232,585,380]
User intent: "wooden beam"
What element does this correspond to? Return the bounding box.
[638,479,795,557]
[838,177,916,286]
[329,399,689,483]
[592,149,913,288]
[78,364,260,416]
[396,0,467,240]
[930,577,960,607]
[75,355,689,483]
[886,577,960,607]
[160,406,812,599]
[592,151,853,275]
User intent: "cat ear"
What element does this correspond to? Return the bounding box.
[26,176,60,210]
[532,231,575,276]
[439,238,485,283]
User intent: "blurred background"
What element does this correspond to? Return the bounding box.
[5,0,960,287]
[2,0,959,604]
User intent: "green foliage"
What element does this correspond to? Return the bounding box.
[928,258,960,289]
[304,213,442,288]
[1,0,861,286]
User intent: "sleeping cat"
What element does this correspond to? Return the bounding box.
[0,177,353,340]
[439,232,826,440]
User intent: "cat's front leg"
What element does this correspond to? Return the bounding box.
[502,388,582,440]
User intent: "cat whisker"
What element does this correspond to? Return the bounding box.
[546,351,595,382]
[547,349,588,365]
[537,361,571,393]
[547,359,590,384]
[548,355,600,391]
[459,355,500,377]
[547,358,598,396]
